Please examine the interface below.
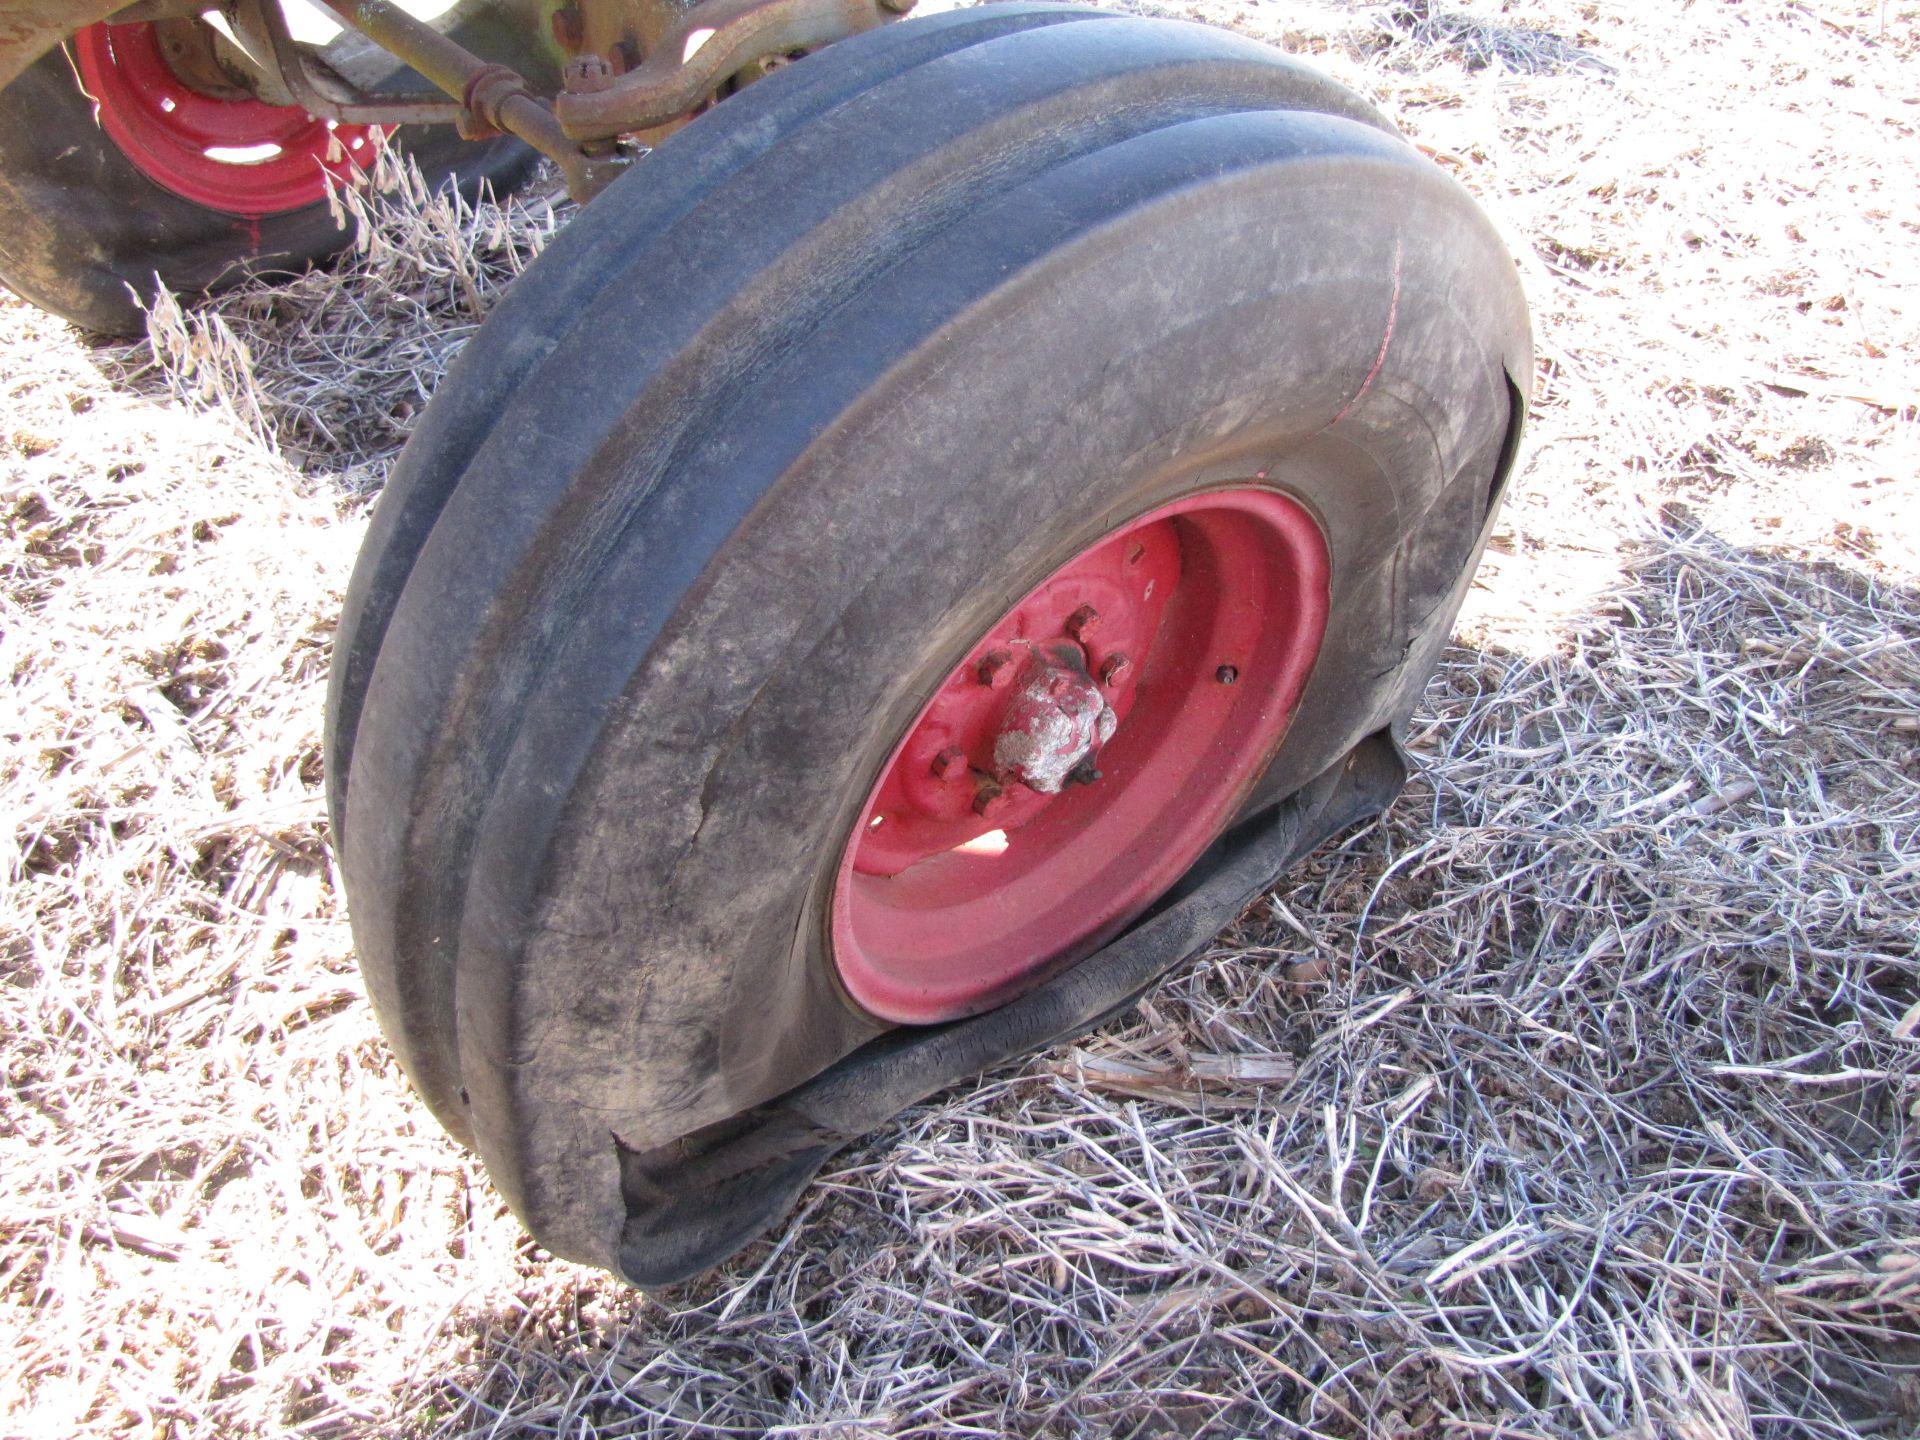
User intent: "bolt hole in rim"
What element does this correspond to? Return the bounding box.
[72,21,379,215]
[832,487,1331,1025]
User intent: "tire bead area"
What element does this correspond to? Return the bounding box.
[833,488,1330,1025]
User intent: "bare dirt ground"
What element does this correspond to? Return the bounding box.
[3,1,1917,1435]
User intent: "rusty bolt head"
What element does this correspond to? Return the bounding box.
[1099,653,1133,687]
[972,776,1010,819]
[930,746,967,779]
[1065,604,1102,643]
[977,649,1017,689]
[563,53,614,93]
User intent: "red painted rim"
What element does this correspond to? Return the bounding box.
[831,487,1331,1025]
[72,22,380,216]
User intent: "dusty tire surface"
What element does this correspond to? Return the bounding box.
[0,34,537,334]
[328,6,1530,1281]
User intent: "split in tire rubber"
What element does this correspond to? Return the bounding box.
[326,4,1531,1283]
[0,22,538,334]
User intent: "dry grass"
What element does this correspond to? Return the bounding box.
[3,0,1917,1435]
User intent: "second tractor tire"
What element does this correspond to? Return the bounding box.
[0,25,539,334]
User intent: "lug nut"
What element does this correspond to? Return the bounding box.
[1099,653,1133,687]
[1065,605,1101,643]
[977,649,1017,689]
[930,746,967,779]
[563,53,613,93]
[973,776,1011,819]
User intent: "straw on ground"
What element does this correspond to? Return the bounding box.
[3,1,1916,1435]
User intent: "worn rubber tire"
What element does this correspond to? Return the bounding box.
[328,7,1530,1281]
[0,35,538,335]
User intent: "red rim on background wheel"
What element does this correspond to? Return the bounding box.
[832,487,1331,1025]
[72,21,379,215]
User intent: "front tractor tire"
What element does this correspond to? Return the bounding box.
[0,20,537,334]
[326,5,1530,1284]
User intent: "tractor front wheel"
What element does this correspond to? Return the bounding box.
[326,5,1530,1283]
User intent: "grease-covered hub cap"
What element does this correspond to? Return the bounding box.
[831,487,1331,1025]
[73,21,380,216]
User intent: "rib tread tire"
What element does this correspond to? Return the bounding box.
[328,11,1527,1277]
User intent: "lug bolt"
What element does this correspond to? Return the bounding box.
[977,649,1017,689]
[1065,604,1101,643]
[1099,652,1133,687]
[1216,664,1239,685]
[973,776,1011,819]
[930,746,967,779]
[1064,758,1103,788]
[1059,756,1105,791]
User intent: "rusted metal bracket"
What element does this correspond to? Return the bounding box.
[306,0,632,199]
[554,0,909,141]
[287,0,907,198]
[234,0,462,125]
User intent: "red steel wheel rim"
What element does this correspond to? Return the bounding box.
[73,21,379,216]
[832,487,1331,1025]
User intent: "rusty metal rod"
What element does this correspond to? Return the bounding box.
[306,0,626,198]
[311,0,494,109]
[238,0,462,126]
[553,0,904,141]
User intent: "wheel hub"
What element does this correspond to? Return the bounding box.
[832,487,1332,1025]
[988,642,1115,795]
[850,516,1180,878]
